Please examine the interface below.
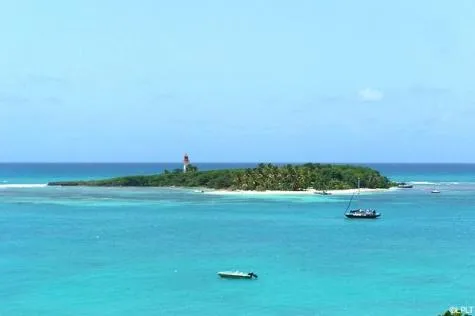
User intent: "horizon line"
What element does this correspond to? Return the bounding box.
[0,161,474,164]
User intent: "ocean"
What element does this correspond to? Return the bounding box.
[1,163,474,315]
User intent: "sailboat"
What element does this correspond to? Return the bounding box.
[431,184,440,194]
[344,178,381,219]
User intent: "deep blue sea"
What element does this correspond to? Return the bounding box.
[1,163,474,315]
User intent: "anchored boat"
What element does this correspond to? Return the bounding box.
[345,209,381,219]
[217,271,258,279]
[344,179,381,219]
[314,190,332,195]
[397,182,413,189]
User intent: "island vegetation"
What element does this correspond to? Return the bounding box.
[48,163,396,191]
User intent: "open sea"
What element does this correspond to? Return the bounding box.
[1,163,474,315]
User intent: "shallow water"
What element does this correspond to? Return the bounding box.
[0,164,474,315]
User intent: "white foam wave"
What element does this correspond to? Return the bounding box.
[409,181,436,185]
[409,181,471,186]
[0,184,48,189]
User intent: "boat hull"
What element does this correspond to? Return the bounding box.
[218,274,252,279]
[345,214,380,219]
[217,272,257,279]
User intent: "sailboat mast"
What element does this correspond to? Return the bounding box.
[356,178,360,210]
[344,177,360,213]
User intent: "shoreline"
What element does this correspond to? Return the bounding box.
[39,183,398,196]
[202,187,399,196]
[42,183,400,196]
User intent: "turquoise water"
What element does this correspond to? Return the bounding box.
[1,164,474,315]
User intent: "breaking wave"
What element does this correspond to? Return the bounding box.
[409,181,436,185]
[0,184,48,189]
[408,181,471,185]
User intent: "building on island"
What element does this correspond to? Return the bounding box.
[183,153,190,173]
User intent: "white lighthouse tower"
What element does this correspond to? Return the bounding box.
[183,153,190,173]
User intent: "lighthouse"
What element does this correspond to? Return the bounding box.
[183,153,190,173]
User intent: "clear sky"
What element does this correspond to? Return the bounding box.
[1,0,474,162]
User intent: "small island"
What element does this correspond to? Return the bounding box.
[48,163,396,193]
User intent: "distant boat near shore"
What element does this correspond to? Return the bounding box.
[397,182,414,189]
[314,190,332,195]
[431,183,441,194]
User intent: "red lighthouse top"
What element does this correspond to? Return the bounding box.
[183,153,190,164]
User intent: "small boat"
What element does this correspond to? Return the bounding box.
[314,190,332,195]
[397,182,413,189]
[344,178,381,219]
[430,182,441,193]
[217,271,258,279]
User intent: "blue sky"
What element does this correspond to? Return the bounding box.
[1,0,474,162]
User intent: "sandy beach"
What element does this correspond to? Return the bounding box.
[202,187,398,196]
